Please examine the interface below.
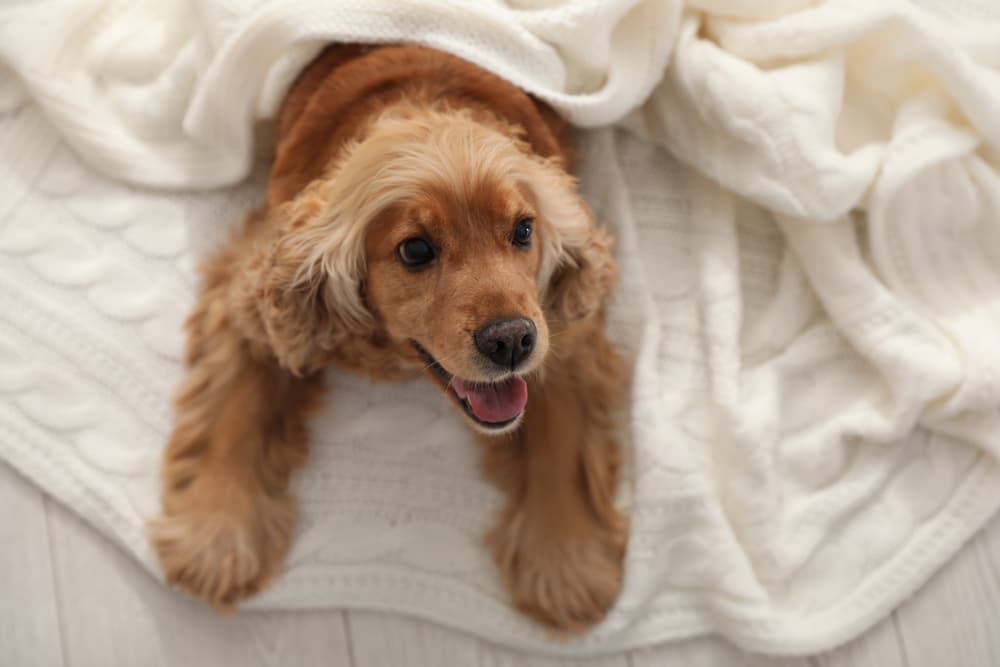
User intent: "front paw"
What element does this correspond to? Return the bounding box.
[488,510,627,635]
[149,479,296,610]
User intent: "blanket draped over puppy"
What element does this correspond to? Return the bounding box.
[1,0,1000,656]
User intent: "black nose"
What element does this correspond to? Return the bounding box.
[473,317,537,370]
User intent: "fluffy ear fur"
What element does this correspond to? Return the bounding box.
[233,177,374,376]
[525,157,617,322]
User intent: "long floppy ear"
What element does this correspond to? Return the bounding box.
[525,157,617,322]
[234,178,374,376]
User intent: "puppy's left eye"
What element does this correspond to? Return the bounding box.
[512,217,533,247]
[398,237,436,269]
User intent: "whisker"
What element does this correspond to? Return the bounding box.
[414,345,475,386]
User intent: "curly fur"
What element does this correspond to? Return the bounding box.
[149,43,627,634]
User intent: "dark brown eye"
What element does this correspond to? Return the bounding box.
[397,237,436,269]
[512,217,533,247]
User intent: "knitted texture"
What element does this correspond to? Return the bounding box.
[1,0,1000,656]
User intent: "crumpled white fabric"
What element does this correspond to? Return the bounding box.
[1,0,1000,657]
[0,0,681,187]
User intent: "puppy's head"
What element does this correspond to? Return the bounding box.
[258,109,614,434]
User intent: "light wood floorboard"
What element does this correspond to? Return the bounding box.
[0,464,65,667]
[894,528,1000,667]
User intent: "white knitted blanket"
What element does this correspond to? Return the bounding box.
[2,0,1000,656]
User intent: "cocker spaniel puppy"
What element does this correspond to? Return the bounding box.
[150,44,627,634]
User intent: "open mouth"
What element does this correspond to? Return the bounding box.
[413,343,528,430]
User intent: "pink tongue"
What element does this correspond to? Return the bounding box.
[453,377,528,423]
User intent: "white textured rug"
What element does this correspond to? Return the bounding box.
[2,0,1000,657]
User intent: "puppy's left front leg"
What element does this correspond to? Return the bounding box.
[483,318,628,635]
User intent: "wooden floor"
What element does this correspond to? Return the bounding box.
[1,462,998,667]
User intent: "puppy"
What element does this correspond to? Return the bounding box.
[150,44,627,634]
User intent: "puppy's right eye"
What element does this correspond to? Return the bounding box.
[397,237,436,269]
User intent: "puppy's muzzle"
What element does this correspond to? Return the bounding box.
[474,317,536,371]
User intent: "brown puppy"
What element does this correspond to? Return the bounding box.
[149,44,627,634]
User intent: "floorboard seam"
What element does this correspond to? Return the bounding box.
[42,496,71,667]
[342,613,358,667]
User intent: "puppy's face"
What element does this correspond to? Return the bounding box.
[269,109,608,432]
[364,178,550,434]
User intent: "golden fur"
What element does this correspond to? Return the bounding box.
[149,44,627,634]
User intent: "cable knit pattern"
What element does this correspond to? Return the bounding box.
[1,0,1000,657]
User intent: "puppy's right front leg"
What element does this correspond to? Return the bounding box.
[149,275,326,610]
